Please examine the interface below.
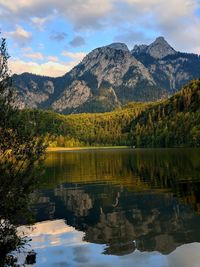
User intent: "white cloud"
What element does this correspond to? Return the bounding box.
[24,52,44,60]
[61,51,86,61]
[17,219,86,251]
[31,16,52,30]
[0,0,112,29]
[6,25,32,45]
[12,25,31,39]
[21,46,32,52]
[112,0,200,51]
[9,58,81,77]
[47,56,58,62]
[0,0,37,13]
[59,0,112,30]
[1,0,200,55]
[0,0,199,31]
[18,220,75,237]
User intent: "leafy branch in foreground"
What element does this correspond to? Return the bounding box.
[0,37,46,265]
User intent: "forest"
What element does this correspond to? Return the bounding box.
[21,79,200,148]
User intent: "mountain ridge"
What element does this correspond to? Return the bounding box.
[132,36,177,59]
[13,37,200,114]
[22,79,200,147]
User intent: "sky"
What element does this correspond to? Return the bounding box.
[0,0,200,77]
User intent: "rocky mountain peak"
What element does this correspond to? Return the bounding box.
[154,36,166,43]
[81,42,130,64]
[79,42,134,78]
[13,36,200,114]
[147,36,176,59]
[131,37,177,59]
[81,43,129,64]
[131,44,148,55]
[105,42,129,52]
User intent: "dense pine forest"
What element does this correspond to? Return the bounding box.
[130,79,200,147]
[21,79,200,148]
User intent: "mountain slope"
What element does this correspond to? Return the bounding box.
[13,43,162,113]
[13,37,200,114]
[52,43,163,113]
[21,79,200,148]
[130,79,200,147]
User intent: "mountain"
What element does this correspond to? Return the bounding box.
[132,37,176,59]
[22,79,200,148]
[13,43,162,113]
[132,37,200,93]
[13,37,200,114]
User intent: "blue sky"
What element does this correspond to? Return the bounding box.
[0,0,200,77]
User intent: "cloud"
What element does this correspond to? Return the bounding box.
[167,243,200,267]
[47,56,59,62]
[1,0,200,55]
[9,58,79,77]
[59,0,112,30]
[6,25,32,45]
[21,47,32,52]
[9,50,87,77]
[0,0,112,30]
[61,51,86,61]
[18,220,74,237]
[69,36,86,47]
[111,0,200,51]
[18,219,86,250]
[31,16,52,30]
[114,29,151,47]
[24,52,44,60]
[49,31,68,42]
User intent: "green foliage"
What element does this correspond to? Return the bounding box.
[130,79,200,147]
[0,37,45,265]
[24,79,200,148]
[23,102,152,147]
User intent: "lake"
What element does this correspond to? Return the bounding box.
[16,148,200,267]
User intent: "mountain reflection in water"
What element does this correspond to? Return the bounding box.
[22,149,200,266]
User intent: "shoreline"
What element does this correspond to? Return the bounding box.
[46,146,130,152]
[46,146,199,152]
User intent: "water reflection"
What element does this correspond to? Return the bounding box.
[16,219,200,267]
[28,148,200,259]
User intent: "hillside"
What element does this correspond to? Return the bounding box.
[23,102,153,147]
[13,37,200,114]
[21,79,200,148]
[130,79,200,147]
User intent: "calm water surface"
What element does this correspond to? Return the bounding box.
[17,148,200,267]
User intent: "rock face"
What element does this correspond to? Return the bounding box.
[13,73,56,109]
[132,37,176,59]
[52,81,91,112]
[13,37,200,113]
[131,37,200,93]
